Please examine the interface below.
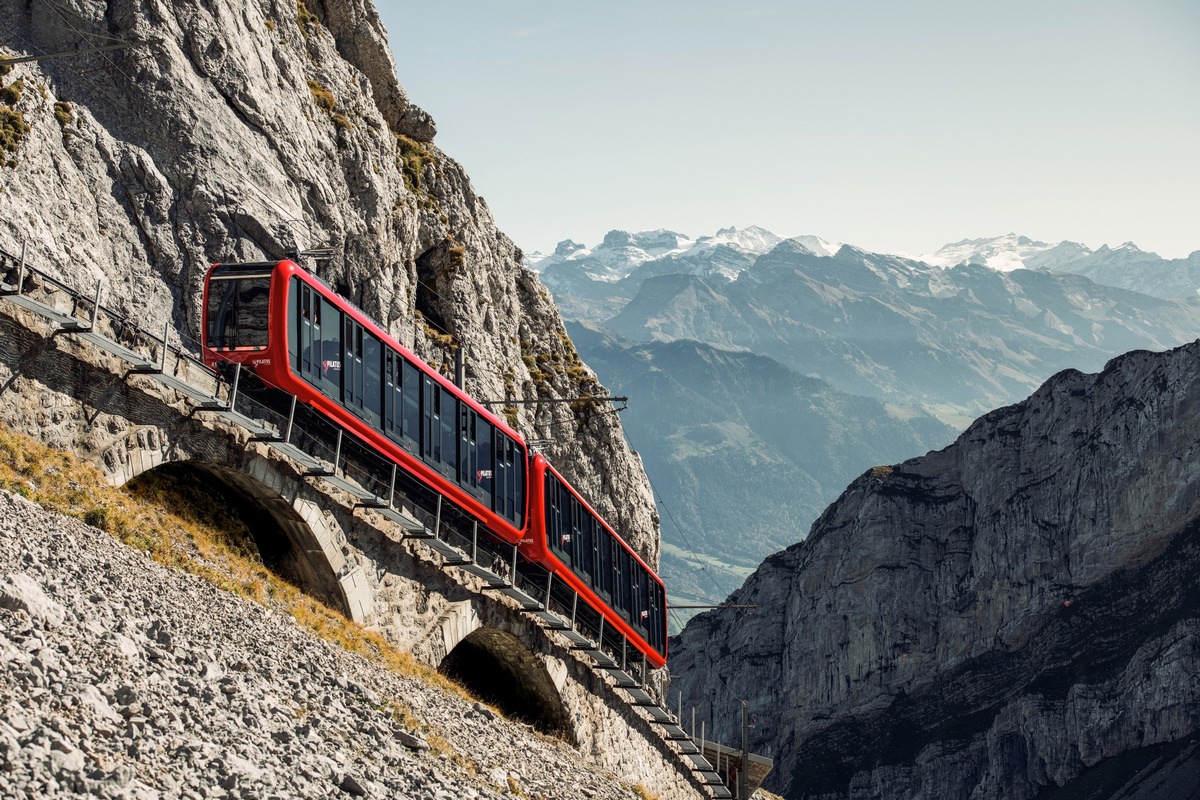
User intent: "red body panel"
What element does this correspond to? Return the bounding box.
[528,455,668,668]
[201,259,668,668]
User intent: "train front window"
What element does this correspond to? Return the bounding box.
[207,274,271,350]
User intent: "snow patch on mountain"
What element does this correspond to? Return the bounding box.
[916,234,1092,272]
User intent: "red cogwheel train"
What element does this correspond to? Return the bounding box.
[201,259,668,668]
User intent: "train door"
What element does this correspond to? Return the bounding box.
[458,406,492,501]
[296,283,341,398]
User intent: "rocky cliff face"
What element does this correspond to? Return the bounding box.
[0,0,658,563]
[669,341,1200,798]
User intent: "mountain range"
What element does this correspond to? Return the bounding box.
[536,227,1200,615]
[566,322,954,618]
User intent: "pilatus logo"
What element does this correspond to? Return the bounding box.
[322,360,342,371]
[251,357,272,367]
[476,469,493,480]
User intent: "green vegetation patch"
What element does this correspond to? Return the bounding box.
[296,0,320,39]
[0,108,30,165]
[307,79,336,113]
[396,133,433,194]
[0,77,24,106]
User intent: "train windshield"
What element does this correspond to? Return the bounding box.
[207,268,272,350]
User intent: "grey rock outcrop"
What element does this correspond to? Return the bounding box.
[0,0,657,563]
[669,341,1200,798]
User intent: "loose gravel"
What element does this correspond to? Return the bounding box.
[0,489,646,800]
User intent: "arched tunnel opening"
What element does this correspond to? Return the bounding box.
[124,461,350,617]
[440,627,576,743]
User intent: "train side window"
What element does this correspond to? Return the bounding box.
[579,514,594,584]
[344,318,364,412]
[546,474,565,558]
[401,359,420,450]
[597,528,612,600]
[363,333,382,425]
[653,583,666,652]
[476,417,493,500]
[614,543,628,616]
[494,434,524,525]
[421,375,435,460]
[631,566,647,631]
[384,350,399,438]
[439,387,457,476]
[590,519,601,588]
[458,406,480,494]
[288,277,300,367]
[297,283,315,377]
[317,297,342,398]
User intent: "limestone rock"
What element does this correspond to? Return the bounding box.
[670,341,1200,799]
[0,0,657,565]
[0,572,66,627]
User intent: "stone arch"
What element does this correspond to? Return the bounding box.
[123,459,354,620]
[440,625,575,742]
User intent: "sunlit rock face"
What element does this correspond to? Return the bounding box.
[670,341,1200,799]
[0,0,658,565]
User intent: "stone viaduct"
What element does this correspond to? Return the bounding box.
[0,258,738,800]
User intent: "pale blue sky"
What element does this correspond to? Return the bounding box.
[378,1,1200,258]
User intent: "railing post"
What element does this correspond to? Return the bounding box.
[544,571,553,608]
[387,463,397,508]
[691,706,696,740]
[15,240,26,295]
[228,362,242,411]
[642,652,647,688]
[471,521,478,564]
[433,495,443,540]
[159,319,170,373]
[597,614,605,653]
[331,429,343,477]
[510,543,518,587]
[284,395,297,443]
[570,591,578,630]
[622,635,627,672]
[89,279,102,330]
[700,720,706,767]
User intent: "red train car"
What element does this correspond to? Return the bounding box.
[201,259,667,667]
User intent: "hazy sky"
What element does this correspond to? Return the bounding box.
[378,1,1200,258]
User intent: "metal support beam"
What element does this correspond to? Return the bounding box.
[331,429,344,477]
[284,395,297,444]
[228,362,242,411]
[89,279,102,330]
[15,241,26,295]
[158,319,170,373]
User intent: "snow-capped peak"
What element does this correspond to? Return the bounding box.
[917,233,1092,272]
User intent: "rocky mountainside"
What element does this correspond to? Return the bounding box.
[668,340,1200,799]
[0,489,652,800]
[0,0,658,563]
[565,323,954,616]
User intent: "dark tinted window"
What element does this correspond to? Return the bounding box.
[207,275,271,349]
